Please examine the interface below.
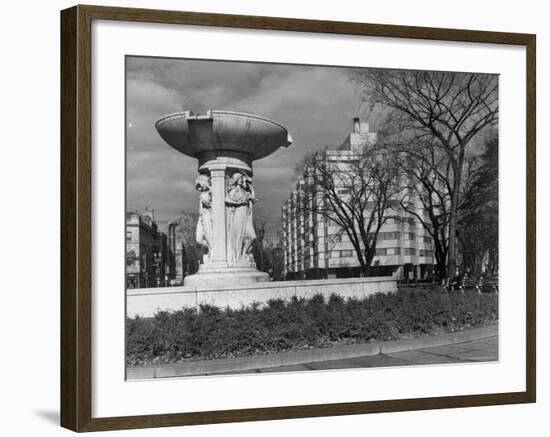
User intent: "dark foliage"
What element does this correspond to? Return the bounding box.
[126,290,498,366]
[459,137,499,274]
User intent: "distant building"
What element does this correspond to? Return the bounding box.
[252,231,285,281]
[126,209,170,288]
[271,246,285,281]
[168,212,204,285]
[282,118,435,281]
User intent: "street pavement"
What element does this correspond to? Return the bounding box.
[222,335,498,374]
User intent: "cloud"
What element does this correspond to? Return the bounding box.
[126,56,370,235]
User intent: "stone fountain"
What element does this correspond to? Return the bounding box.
[156,110,292,287]
[125,109,396,314]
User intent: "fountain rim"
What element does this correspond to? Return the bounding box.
[155,109,291,138]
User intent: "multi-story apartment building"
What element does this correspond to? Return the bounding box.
[282,118,435,281]
[126,209,170,288]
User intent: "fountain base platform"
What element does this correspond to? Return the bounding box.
[184,265,270,288]
[127,276,398,317]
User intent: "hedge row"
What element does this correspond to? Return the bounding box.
[126,289,498,366]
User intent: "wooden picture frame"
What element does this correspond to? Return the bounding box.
[60,4,536,432]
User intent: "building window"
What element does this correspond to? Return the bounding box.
[404,232,416,240]
[375,248,387,256]
[126,249,137,266]
[420,249,434,257]
[126,231,132,242]
[330,250,341,258]
[387,247,401,255]
[365,201,377,209]
[375,231,400,240]
[404,248,416,256]
[341,250,353,257]
[337,188,352,195]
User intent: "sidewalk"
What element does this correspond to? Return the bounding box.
[127,325,498,379]
[235,335,498,374]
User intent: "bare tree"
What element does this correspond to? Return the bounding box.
[352,70,498,277]
[300,146,402,276]
[392,133,488,281]
[252,213,268,272]
[397,141,451,281]
[173,212,204,276]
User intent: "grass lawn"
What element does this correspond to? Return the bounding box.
[126,289,498,366]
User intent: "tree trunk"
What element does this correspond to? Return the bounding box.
[432,231,447,281]
[447,161,462,278]
[362,250,374,277]
[447,211,457,277]
[434,243,447,283]
[438,263,447,283]
[474,252,483,275]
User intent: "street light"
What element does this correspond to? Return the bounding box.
[258,228,265,271]
[153,251,161,288]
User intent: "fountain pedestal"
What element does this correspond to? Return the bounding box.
[185,158,270,287]
[156,110,292,288]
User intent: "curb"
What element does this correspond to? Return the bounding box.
[127,324,498,380]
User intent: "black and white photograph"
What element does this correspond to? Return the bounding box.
[125,56,499,380]
[2,0,544,434]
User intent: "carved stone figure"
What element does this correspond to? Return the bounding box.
[195,174,212,254]
[156,110,291,286]
[225,172,257,265]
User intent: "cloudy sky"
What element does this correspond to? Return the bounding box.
[126,56,371,236]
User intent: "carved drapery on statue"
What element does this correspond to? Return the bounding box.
[155,110,290,286]
[225,172,257,265]
[195,174,212,255]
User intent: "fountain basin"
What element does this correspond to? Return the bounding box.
[155,110,292,166]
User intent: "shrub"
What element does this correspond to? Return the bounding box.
[126,289,498,365]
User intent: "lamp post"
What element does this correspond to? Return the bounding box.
[258,228,265,272]
[153,251,161,288]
